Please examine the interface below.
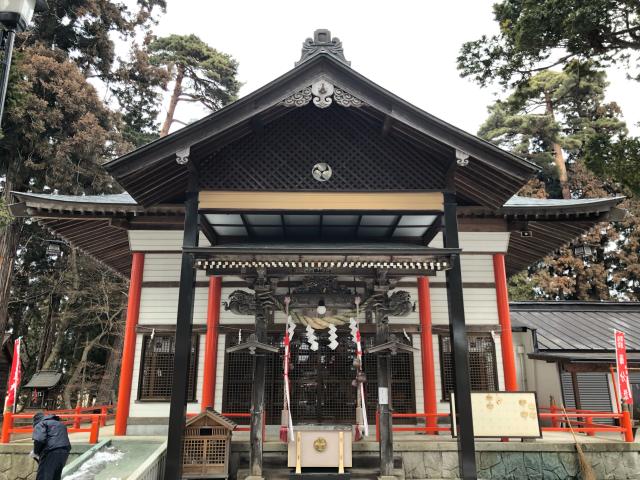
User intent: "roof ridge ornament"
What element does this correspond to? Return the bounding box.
[296,29,350,66]
[282,80,365,109]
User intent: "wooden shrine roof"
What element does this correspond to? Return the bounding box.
[103,47,537,208]
[10,192,624,278]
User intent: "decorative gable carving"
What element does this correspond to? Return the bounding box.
[282,80,365,109]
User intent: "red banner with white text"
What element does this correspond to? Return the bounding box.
[3,338,22,413]
[615,330,633,405]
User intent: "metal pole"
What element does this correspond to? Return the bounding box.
[443,193,477,480]
[249,294,267,478]
[375,306,394,477]
[0,29,16,127]
[164,186,199,480]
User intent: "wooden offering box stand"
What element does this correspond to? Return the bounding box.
[288,425,352,479]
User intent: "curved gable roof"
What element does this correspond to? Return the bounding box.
[105,47,537,208]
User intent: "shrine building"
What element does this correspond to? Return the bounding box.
[11,30,624,479]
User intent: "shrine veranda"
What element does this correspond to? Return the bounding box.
[11,30,626,479]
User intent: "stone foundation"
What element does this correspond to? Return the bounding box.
[231,441,640,480]
[0,444,91,480]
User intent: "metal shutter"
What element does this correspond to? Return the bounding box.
[561,372,613,424]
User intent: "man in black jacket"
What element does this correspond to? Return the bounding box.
[32,413,72,480]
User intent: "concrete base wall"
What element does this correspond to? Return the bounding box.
[230,441,640,480]
[401,448,640,479]
[0,444,91,480]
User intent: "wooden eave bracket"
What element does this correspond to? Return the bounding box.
[225,333,279,355]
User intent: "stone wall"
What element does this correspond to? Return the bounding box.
[230,440,640,480]
[398,442,640,480]
[0,444,91,480]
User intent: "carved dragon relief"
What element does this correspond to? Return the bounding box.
[225,278,413,329]
[281,80,366,109]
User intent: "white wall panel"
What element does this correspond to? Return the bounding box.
[129,230,210,251]
[139,287,208,325]
[214,334,225,412]
[429,232,510,253]
[429,288,498,325]
[142,253,207,282]
[493,333,505,391]
[412,334,424,414]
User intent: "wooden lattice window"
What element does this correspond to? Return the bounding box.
[222,332,415,424]
[138,334,198,401]
[439,335,498,401]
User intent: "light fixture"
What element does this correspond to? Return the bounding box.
[0,0,47,125]
[0,0,46,32]
[45,243,60,257]
[45,239,65,258]
[316,298,327,316]
[572,243,594,259]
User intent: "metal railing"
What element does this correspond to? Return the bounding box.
[375,412,451,441]
[373,407,635,443]
[1,412,102,444]
[47,404,116,428]
[540,406,634,442]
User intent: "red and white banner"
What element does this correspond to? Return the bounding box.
[615,330,633,405]
[4,338,22,413]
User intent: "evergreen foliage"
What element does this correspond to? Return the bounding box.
[0,2,240,408]
[462,1,640,301]
[480,65,640,300]
[148,34,240,136]
[458,0,640,87]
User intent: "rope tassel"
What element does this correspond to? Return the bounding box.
[281,296,295,443]
[351,294,368,440]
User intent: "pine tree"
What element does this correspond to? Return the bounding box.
[458,0,640,87]
[0,1,168,405]
[148,34,240,136]
[481,66,640,301]
[111,41,170,147]
[479,61,626,199]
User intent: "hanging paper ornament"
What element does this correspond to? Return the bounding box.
[287,316,296,341]
[306,325,319,351]
[328,324,338,350]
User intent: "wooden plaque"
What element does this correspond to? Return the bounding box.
[451,391,542,438]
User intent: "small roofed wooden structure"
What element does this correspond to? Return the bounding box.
[24,370,63,409]
[182,409,237,479]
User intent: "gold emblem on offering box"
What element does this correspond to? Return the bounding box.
[313,437,327,452]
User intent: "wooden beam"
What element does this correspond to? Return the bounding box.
[442,193,477,478]
[199,214,217,246]
[422,216,442,245]
[164,188,199,480]
[199,191,444,212]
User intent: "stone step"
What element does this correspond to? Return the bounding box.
[236,467,405,480]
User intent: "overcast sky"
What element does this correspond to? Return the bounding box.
[152,0,639,136]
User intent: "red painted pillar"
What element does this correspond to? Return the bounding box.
[418,276,438,433]
[202,276,222,411]
[493,253,518,391]
[114,252,145,436]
